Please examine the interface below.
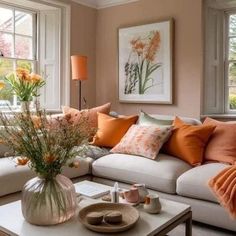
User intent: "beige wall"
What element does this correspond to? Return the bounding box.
[59,1,97,109]
[96,0,203,118]
[70,2,97,109]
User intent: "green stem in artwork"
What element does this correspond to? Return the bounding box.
[138,57,144,94]
[140,61,162,94]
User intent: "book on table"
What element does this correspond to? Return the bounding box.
[74,180,111,198]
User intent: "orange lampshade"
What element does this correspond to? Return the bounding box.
[71,55,88,81]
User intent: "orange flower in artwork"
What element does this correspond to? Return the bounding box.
[145,31,161,62]
[130,38,139,46]
[130,38,146,56]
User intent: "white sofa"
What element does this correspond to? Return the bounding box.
[0,115,235,232]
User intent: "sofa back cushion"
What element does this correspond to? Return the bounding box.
[163,117,216,166]
[203,117,236,165]
[138,111,173,126]
[92,113,138,148]
[150,114,201,126]
[62,103,111,129]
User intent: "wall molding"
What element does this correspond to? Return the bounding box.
[72,0,139,9]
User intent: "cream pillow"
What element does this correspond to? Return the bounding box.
[111,125,173,159]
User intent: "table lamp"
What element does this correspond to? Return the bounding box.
[71,55,88,110]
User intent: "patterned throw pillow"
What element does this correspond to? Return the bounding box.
[62,103,111,129]
[111,125,173,160]
[73,145,110,160]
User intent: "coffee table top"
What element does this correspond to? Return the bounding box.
[0,182,191,236]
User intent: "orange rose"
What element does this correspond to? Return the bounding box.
[16,68,30,81]
[73,161,80,168]
[43,153,56,164]
[0,80,5,90]
[17,157,29,166]
[30,73,42,83]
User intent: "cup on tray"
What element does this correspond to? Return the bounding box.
[120,187,140,203]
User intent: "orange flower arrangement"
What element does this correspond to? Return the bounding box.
[0,80,5,90]
[0,107,93,179]
[5,68,45,102]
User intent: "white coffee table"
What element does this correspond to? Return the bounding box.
[0,182,192,236]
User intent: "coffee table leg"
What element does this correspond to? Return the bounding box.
[185,211,192,236]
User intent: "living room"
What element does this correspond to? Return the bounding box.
[0,0,235,235]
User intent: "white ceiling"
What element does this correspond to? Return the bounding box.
[72,0,140,9]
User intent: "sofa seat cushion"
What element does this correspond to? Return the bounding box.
[0,158,36,197]
[176,163,229,203]
[0,157,91,197]
[92,153,192,194]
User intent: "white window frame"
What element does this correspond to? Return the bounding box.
[0,3,37,108]
[0,0,71,111]
[224,10,236,114]
[203,0,236,117]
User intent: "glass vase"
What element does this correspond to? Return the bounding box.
[20,101,31,112]
[21,174,77,226]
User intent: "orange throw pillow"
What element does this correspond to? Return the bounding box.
[92,113,138,148]
[203,117,236,165]
[62,103,111,128]
[163,117,215,166]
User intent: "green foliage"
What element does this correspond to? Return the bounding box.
[16,60,32,73]
[229,94,236,109]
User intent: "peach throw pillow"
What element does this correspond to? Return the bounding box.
[203,117,236,165]
[62,103,111,128]
[92,113,138,148]
[163,117,216,166]
[111,125,173,159]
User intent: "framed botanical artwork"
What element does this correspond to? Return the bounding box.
[118,19,173,104]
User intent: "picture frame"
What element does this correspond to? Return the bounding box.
[118,19,173,104]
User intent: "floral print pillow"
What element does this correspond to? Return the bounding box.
[111,125,173,160]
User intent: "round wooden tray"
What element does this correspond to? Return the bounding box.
[78,202,140,233]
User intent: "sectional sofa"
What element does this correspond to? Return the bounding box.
[0,115,235,232]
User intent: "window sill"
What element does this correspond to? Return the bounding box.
[201,114,236,119]
[0,109,62,114]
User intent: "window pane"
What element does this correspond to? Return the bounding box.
[0,32,13,57]
[0,59,14,106]
[229,87,236,110]
[229,15,236,36]
[229,38,236,60]
[0,7,13,32]
[228,62,236,86]
[16,60,33,72]
[15,35,32,59]
[15,11,33,36]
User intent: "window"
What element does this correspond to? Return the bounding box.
[0,0,70,111]
[226,13,236,111]
[0,4,36,108]
[203,0,236,115]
